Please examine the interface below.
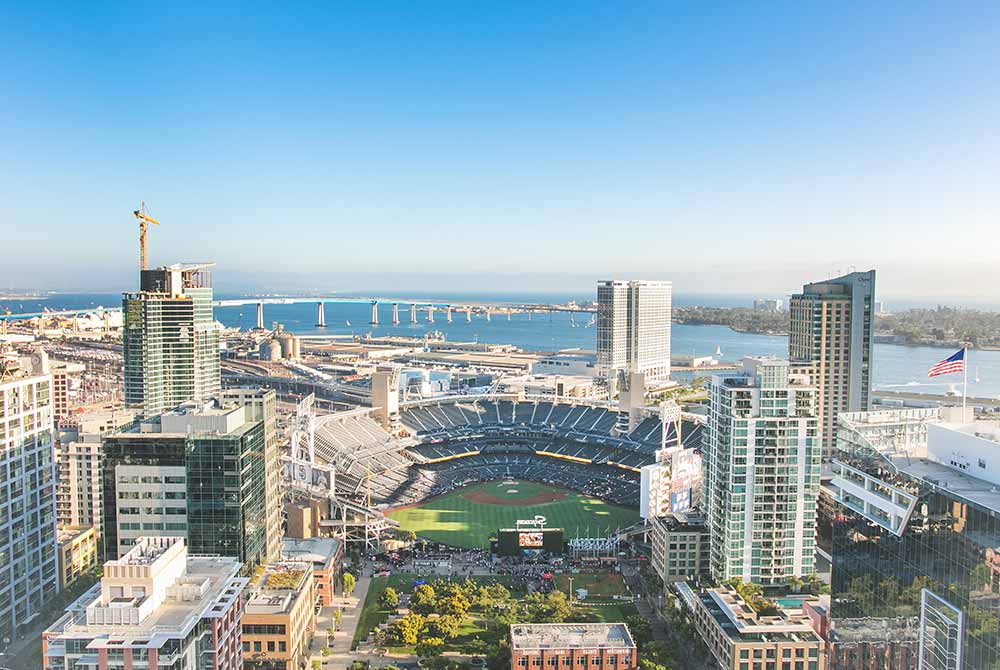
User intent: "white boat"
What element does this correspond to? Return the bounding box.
[715,346,723,356]
[345,320,351,326]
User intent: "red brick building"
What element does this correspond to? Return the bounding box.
[510,623,638,670]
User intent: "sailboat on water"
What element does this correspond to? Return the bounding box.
[715,345,723,356]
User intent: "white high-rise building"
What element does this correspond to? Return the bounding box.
[596,280,671,383]
[703,357,820,586]
[0,348,60,643]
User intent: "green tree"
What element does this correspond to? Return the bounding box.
[343,572,356,596]
[396,529,417,543]
[427,614,462,639]
[333,608,343,628]
[487,640,512,670]
[525,591,571,623]
[389,613,426,646]
[437,593,472,618]
[415,636,445,658]
[412,584,437,614]
[380,587,400,610]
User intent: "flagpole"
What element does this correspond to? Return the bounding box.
[963,345,969,420]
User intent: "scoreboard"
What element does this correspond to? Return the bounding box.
[496,525,564,556]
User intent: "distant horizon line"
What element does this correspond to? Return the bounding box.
[4,287,1000,311]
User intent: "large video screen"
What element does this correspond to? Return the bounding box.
[518,531,544,548]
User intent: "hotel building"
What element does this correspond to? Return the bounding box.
[789,271,875,459]
[596,280,672,383]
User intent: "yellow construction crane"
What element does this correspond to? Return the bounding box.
[132,201,161,271]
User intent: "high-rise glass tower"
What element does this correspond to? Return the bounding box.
[100,397,273,570]
[703,357,820,585]
[827,408,1000,670]
[0,349,59,645]
[597,280,672,383]
[122,263,221,415]
[789,270,875,459]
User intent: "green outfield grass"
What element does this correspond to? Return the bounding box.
[386,480,640,549]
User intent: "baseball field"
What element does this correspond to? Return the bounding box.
[385,480,640,549]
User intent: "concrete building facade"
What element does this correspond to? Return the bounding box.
[242,562,317,670]
[676,584,826,670]
[56,525,98,591]
[42,536,247,670]
[789,271,875,459]
[649,512,710,585]
[0,349,60,644]
[56,408,138,540]
[280,537,343,607]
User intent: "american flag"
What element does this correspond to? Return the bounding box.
[927,348,965,378]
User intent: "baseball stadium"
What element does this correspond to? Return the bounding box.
[285,393,703,551]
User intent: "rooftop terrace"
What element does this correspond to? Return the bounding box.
[510,623,635,651]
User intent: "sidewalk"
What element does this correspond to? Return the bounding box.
[309,575,371,669]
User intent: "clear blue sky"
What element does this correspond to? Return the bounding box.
[2,2,999,301]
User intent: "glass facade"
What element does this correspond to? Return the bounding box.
[102,422,268,571]
[123,267,220,415]
[829,444,1000,669]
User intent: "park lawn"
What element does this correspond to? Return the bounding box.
[553,572,627,598]
[353,573,527,650]
[387,481,640,549]
[573,602,639,623]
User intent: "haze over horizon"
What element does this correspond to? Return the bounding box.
[3,3,999,302]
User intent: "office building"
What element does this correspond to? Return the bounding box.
[789,271,875,458]
[221,387,282,563]
[675,583,826,670]
[826,409,1000,670]
[122,263,221,415]
[42,536,247,670]
[704,357,820,585]
[56,408,138,539]
[597,280,672,383]
[649,511,710,585]
[56,525,98,591]
[243,562,317,670]
[280,537,343,606]
[510,623,638,670]
[0,347,60,644]
[100,398,271,569]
